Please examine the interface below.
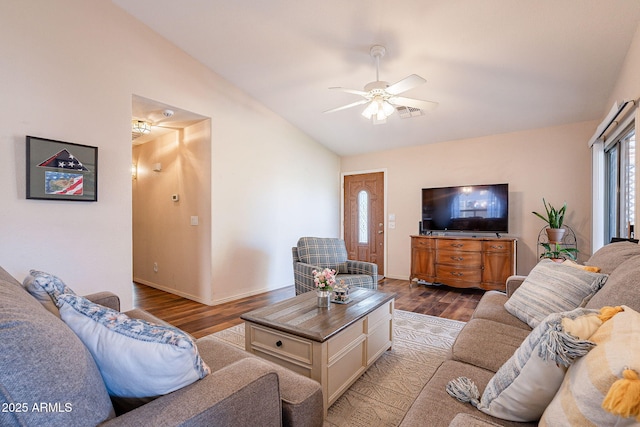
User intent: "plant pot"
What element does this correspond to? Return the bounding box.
[316,290,331,308]
[546,228,565,243]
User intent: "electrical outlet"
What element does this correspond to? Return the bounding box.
[153,262,158,273]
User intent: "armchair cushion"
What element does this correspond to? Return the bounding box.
[296,237,349,273]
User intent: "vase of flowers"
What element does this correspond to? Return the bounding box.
[312,268,336,308]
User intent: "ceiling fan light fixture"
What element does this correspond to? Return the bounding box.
[362,98,395,122]
[132,119,151,135]
[382,100,395,117]
[361,101,376,119]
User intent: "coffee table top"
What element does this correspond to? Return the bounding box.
[240,288,395,342]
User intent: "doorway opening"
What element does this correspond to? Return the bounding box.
[131,95,212,303]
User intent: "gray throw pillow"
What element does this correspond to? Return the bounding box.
[504,260,608,328]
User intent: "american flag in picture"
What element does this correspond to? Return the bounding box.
[38,149,89,171]
[45,171,84,195]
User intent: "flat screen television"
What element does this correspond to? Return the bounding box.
[421,183,509,234]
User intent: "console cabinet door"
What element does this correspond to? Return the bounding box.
[481,241,515,290]
[410,237,435,282]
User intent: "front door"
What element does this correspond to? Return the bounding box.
[343,172,385,278]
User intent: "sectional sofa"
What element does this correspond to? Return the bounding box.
[400,241,640,426]
[0,266,323,427]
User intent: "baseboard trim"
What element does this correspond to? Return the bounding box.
[133,278,291,306]
[133,278,211,305]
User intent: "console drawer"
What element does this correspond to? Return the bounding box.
[436,239,482,252]
[435,264,482,284]
[436,249,481,267]
[482,241,511,253]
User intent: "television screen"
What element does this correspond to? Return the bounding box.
[421,184,509,233]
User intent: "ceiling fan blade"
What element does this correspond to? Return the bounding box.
[329,87,369,97]
[388,96,439,111]
[385,74,426,95]
[324,99,370,114]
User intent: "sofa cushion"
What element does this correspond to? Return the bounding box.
[22,269,76,316]
[504,259,608,328]
[58,293,210,398]
[399,360,536,427]
[470,291,531,331]
[296,237,349,273]
[586,255,640,312]
[0,267,114,427]
[451,319,531,373]
[540,306,640,426]
[472,308,600,422]
[585,240,640,274]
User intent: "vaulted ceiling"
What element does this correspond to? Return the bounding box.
[114,0,640,156]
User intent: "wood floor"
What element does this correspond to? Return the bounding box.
[133,278,485,339]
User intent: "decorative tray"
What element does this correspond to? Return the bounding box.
[331,297,352,304]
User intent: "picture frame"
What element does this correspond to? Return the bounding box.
[26,136,98,201]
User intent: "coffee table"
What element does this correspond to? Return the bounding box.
[240,288,395,415]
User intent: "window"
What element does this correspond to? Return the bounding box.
[358,190,369,244]
[605,125,635,241]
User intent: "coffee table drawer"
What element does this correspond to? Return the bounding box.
[328,319,364,360]
[248,324,313,365]
[366,300,393,332]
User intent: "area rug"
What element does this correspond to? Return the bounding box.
[208,310,465,427]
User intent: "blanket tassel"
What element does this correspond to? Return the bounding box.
[538,325,596,367]
[446,376,480,407]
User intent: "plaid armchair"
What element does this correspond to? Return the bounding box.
[292,237,378,295]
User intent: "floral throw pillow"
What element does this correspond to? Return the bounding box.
[23,269,77,316]
[57,293,210,398]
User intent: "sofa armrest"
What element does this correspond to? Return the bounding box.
[101,358,282,427]
[505,275,527,297]
[84,291,120,311]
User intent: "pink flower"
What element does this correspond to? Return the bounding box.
[312,268,337,291]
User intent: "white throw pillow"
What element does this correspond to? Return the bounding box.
[58,293,210,398]
[504,259,608,328]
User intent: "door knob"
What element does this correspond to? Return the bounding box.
[378,230,384,234]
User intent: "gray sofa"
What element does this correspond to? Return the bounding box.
[292,237,378,295]
[0,266,323,427]
[400,241,640,427]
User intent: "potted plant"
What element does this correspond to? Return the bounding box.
[532,198,567,243]
[539,242,578,262]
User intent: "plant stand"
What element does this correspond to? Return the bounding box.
[537,225,577,260]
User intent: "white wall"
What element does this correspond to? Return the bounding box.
[341,120,596,278]
[0,1,339,309]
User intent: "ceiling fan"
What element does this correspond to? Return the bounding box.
[325,45,438,124]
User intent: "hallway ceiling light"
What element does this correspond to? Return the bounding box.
[132,119,151,135]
